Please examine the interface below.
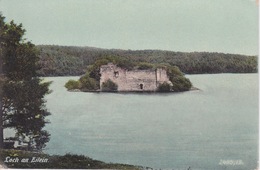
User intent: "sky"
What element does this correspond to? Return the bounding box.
[0,0,258,55]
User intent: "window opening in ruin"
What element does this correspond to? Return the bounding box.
[114,71,119,78]
[140,84,143,89]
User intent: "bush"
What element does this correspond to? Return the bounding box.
[65,80,80,90]
[170,76,192,92]
[167,66,183,78]
[137,62,154,70]
[79,74,99,91]
[116,58,135,70]
[88,58,111,81]
[87,56,135,81]
[101,79,118,91]
[157,82,172,92]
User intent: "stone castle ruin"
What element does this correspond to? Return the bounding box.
[100,63,172,91]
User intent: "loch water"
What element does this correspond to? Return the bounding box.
[42,74,258,170]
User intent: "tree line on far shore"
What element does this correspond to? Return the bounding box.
[37,45,257,76]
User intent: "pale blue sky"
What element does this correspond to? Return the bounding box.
[0,0,258,55]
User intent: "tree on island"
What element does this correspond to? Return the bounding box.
[65,56,192,92]
[0,14,51,151]
[101,79,118,92]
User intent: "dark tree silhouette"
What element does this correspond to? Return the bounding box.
[0,14,51,151]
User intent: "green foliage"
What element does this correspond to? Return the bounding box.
[37,45,257,76]
[64,57,193,92]
[165,65,192,92]
[64,56,136,91]
[170,76,192,92]
[2,77,51,151]
[101,79,118,92]
[87,58,111,81]
[64,80,80,90]
[136,62,154,70]
[157,82,171,92]
[167,65,184,78]
[0,14,51,151]
[64,74,99,91]
[0,149,142,169]
[79,74,99,91]
[87,56,135,81]
[116,57,135,70]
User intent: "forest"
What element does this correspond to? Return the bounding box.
[37,45,258,76]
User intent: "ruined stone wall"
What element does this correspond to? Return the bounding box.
[156,68,170,84]
[100,63,171,91]
[123,70,157,91]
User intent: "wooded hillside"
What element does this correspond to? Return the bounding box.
[37,45,257,76]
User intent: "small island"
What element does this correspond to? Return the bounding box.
[65,56,193,92]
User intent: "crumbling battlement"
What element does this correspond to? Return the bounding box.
[100,63,172,91]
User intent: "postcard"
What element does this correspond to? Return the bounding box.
[0,0,258,170]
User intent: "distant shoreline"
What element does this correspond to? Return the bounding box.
[37,45,257,77]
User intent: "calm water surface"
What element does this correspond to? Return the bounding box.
[43,74,258,170]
